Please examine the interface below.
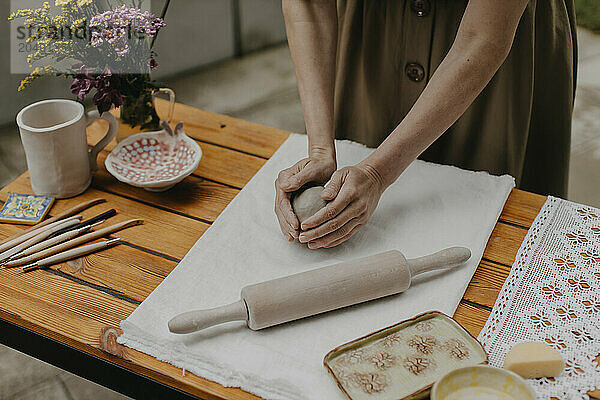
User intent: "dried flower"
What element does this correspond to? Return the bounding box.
[70,64,96,100]
[90,6,165,57]
[18,66,54,91]
[147,57,159,70]
[93,67,123,114]
[11,1,169,121]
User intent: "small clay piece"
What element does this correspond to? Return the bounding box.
[503,341,564,378]
[292,185,328,225]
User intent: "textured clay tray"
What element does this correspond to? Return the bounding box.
[323,311,488,400]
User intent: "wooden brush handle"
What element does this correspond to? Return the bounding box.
[20,227,87,258]
[0,217,81,261]
[0,198,105,247]
[38,239,121,267]
[47,208,116,240]
[0,215,82,253]
[5,219,142,267]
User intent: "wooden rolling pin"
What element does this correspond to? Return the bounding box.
[168,246,471,334]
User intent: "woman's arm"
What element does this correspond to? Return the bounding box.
[360,0,530,186]
[274,0,338,241]
[282,0,337,162]
[300,0,529,248]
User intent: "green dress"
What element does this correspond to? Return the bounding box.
[334,0,577,197]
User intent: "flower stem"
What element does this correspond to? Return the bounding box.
[150,0,170,50]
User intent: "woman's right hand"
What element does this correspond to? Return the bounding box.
[274,155,336,241]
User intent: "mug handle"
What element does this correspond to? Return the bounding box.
[152,88,175,123]
[85,110,118,171]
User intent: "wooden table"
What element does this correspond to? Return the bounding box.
[0,102,596,399]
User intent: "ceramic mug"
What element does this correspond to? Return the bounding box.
[17,99,118,198]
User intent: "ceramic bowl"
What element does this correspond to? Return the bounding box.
[105,121,202,192]
[431,365,536,400]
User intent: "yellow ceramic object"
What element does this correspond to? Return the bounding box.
[431,365,536,400]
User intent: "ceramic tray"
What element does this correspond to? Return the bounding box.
[323,311,488,400]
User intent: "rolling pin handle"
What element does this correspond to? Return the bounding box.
[407,246,471,277]
[168,299,248,334]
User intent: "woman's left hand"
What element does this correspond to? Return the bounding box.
[299,163,386,249]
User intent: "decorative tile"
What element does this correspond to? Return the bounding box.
[0,193,54,225]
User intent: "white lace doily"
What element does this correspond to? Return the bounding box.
[478,197,600,399]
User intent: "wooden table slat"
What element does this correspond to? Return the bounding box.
[0,267,135,341]
[93,157,239,224]
[0,174,208,260]
[0,274,259,400]
[482,222,527,267]
[191,141,267,189]
[499,189,547,228]
[52,245,173,303]
[462,260,510,308]
[453,301,490,337]
[0,226,167,307]
[152,100,290,159]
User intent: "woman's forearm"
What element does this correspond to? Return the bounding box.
[361,0,528,188]
[282,0,337,161]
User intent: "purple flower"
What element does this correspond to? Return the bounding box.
[98,66,116,80]
[71,77,94,100]
[92,67,123,114]
[93,88,123,114]
[147,57,158,70]
[89,6,166,57]
[70,64,96,101]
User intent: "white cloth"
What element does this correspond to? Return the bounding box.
[118,134,514,399]
[479,197,600,400]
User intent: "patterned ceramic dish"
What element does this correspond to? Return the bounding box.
[430,365,536,400]
[323,311,487,400]
[105,121,202,192]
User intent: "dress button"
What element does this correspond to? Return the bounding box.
[411,0,431,17]
[405,63,425,82]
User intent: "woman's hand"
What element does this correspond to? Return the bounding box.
[298,163,386,249]
[275,155,336,241]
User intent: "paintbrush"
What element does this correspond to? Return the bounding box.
[22,238,122,273]
[0,198,105,251]
[45,209,117,240]
[0,215,82,254]
[0,217,82,263]
[1,220,106,265]
[2,219,143,268]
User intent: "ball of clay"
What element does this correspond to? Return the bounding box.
[292,185,328,225]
